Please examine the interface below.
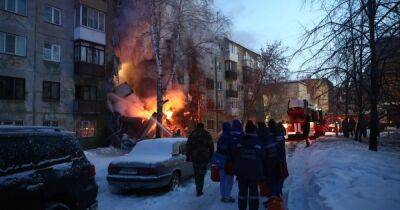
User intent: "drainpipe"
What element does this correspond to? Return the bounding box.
[32,0,38,125]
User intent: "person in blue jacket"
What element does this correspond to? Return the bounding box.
[216,122,235,203]
[235,120,263,210]
[266,119,287,197]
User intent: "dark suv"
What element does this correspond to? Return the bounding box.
[0,126,98,210]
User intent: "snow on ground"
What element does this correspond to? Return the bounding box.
[284,135,400,210]
[86,132,400,210]
[85,147,265,210]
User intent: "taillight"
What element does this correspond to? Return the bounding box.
[89,164,96,177]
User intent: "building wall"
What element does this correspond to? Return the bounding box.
[0,0,75,131]
[0,0,109,149]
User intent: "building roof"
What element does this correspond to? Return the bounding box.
[224,37,260,57]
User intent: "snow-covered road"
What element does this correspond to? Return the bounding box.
[86,133,400,210]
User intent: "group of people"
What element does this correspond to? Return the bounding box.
[186,119,287,210]
[341,116,367,141]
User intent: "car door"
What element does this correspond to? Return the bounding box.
[178,142,194,178]
[0,135,44,210]
[31,134,76,205]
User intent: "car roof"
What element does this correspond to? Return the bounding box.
[0,126,68,135]
[140,137,187,145]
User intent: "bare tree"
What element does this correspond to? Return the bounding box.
[297,0,400,151]
[242,41,289,122]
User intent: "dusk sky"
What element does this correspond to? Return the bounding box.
[215,0,323,72]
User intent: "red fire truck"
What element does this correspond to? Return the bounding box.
[285,98,326,140]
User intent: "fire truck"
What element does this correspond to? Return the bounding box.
[285,98,326,140]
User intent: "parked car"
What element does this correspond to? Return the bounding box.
[107,138,193,192]
[0,126,98,210]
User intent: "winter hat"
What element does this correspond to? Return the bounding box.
[245,120,257,133]
[196,123,204,129]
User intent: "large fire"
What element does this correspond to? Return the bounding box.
[113,61,189,137]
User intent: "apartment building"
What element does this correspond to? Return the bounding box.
[0,0,110,148]
[200,38,264,136]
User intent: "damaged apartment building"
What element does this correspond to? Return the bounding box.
[0,0,117,148]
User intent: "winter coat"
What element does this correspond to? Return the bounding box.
[216,122,232,160]
[257,125,272,145]
[231,120,244,146]
[302,121,310,135]
[234,132,263,182]
[186,128,214,164]
[263,127,287,180]
[349,119,356,130]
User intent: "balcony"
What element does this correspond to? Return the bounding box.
[225,70,238,81]
[243,67,253,83]
[226,89,238,98]
[74,100,103,114]
[75,62,105,78]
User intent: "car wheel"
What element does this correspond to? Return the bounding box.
[45,203,70,210]
[168,171,181,191]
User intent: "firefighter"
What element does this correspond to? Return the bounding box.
[342,117,349,138]
[349,117,356,137]
[302,116,311,147]
[234,120,263,210]
[267,119,287,196]
[186,123,214,196]
[231,119,244,173]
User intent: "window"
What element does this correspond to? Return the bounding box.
[77,120,96,138]
[0,32,26,56]
[43,120,58,127]
[217,95,224,110]
[217,81,223,90]
[231,99,238,108]
[43,43,60,62]
[206,119,215,130]
[44,5,61,25]
[225,60,237,71]
[229,43,236,54]
[0,76,25,100]
[0,120,23,125]
[206,78,214,90]
[216,61,222,71]
[42,81,60,101]
[78,5,105,31]
[0,0,27,16]
[74,41,105,66]
[75,85,97,101]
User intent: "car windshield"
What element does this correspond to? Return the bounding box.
[129,140,173,157]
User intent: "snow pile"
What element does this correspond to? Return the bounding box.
[285,136,400,210]
[378,129,400,149]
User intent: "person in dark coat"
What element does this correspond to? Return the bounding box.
[277,121,286,137]
[186,123,214,196]
[355,115,367,141]
[216,122,235,202]
[231,119,244,175]
[302,116,311,147]
[349,117,356,137]
[342,117,349,138]
[234,120,263,210]
[173,129,182,137]
[267,119,287,197]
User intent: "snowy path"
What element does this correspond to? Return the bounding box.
[85,147,263,210]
